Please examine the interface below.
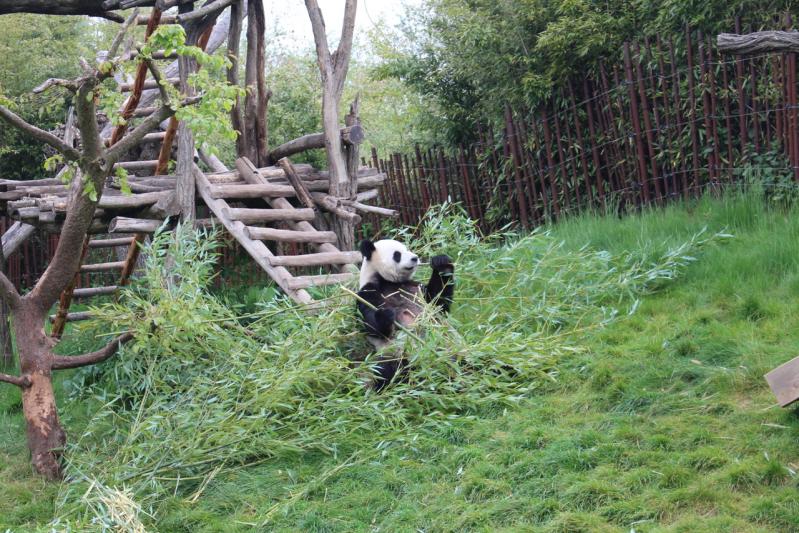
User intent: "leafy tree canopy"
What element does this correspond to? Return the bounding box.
[374,0,799,144]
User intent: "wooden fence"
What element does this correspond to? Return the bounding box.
[368,22,799,234]
[5,22,799,290]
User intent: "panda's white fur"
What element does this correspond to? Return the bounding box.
[359,239,419,288]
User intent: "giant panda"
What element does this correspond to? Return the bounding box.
[356,238,455,390]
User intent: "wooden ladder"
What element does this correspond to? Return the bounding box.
[194,157,361,305]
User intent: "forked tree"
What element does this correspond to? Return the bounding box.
[0,14,205,479]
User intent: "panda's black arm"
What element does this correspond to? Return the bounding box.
[357,283,396,338]
[424,255,455,313]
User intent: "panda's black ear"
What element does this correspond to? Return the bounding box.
[360,239,376,260]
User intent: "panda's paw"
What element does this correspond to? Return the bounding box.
[374,308,396,335]
[431,254,454,273]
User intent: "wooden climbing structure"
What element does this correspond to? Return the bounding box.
[0,1,394,328]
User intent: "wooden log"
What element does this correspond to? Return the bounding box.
[718,31,799,55]
[341,200,398,217]
[109,217,166,233]
[224,207,316,223]
[89,237,135,248]
[80,261,126,273]
[119,78,180,92]
[209,183,297,199]
[48,311,94,323]
[268,251,362,268]
[276,158,315,209]
[142,131,167,142]
[132,106,158,117]
[286,272,356,290]
[245,226,338,244]
[114,160,159,171]
[268,125,365,162]
[137,14,177,24]
[310,193,361,224]
[73,286,119,299]
[2,222,34,258]
[54,190,172,211]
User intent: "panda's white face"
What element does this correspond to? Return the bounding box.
[359,239,419,288]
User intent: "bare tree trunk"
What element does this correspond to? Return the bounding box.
[15,304,64,480]
[243,0,268,165]
[305,0,358,250]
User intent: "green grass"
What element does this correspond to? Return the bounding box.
[3,192,799,532]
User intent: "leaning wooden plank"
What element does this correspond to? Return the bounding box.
[765,356,799,407]
[224,207,316,223]
[193,164,313,305]
[275,157,316,209]
[72,286,119,299]
[48,311,94,323]
[80,261,126,273]
[246,226,337,244]
[286,272,356,290]
[2,222,35,258]
[89,237,136,248]
[269,251,362,268]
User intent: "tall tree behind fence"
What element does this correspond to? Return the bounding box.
[368,20,799,235]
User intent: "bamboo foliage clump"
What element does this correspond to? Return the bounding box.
[51,209,724,528]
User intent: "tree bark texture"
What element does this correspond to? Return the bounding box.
[718,31,799,55]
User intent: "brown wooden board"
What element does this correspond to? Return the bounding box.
[765,356,799,406]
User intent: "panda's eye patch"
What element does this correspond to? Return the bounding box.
[393,251,402,263]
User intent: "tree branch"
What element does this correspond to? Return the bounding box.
[108,8,141,59]
[106,105,174,163]
[0,270,22,311]
[176,0,235,24]
[0,106,81,162]
[305,0,332,70]
[332,0,357,95]
[32,78,79,94]
[142,57,173,106]
[0,372,30,388]
[52,332,134,370]
[718,31,799,55]
[74,82,103,162]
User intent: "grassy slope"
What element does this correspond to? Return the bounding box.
[3,194,799,532]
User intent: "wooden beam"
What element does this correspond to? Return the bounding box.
[80,261,126,273]
[285,272,356,289]
[73,286,119,299]
[245,226,337,243]
[268,251,361,267]
[108,217,166,233]
[224,207,316,223]
[268,125,364,162]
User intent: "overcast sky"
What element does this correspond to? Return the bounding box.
[267,0,421,53]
